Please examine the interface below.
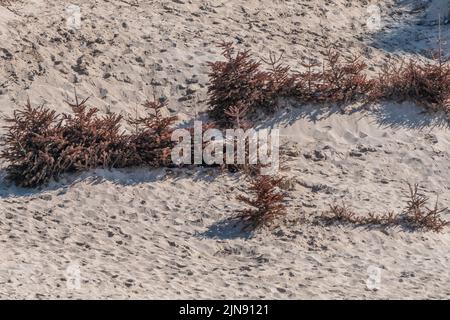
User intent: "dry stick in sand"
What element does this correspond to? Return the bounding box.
[404,183,449,232]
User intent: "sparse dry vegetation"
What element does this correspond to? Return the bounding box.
[126,100,178,167]
[207,42,274,125]
[207,42,450,127]
[322,203,399,227]
[370,32,450,114]
[207,42,372,126]
[295,47,372,104]
[370,57,450,115]
[321,183,448,233]
[403,183,449,232]
[236,174,287,232]
[0,93,177,187]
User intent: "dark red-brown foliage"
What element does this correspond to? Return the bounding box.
[0,94,177,187]
[321,202,359,224]
[207,42,273,125]
[207,43,450,126]
[1,101,68,187]
[224,103,252,129]
[307,49,372,104]
[236,174,286,231]
[322,203,398,227]
[404,183,449,232]
[223,103,265,175]
[207,43,372,126]
[262,51,298,100]
[127,100,178,167]
[61,95,130,171]
[370,57,450,114]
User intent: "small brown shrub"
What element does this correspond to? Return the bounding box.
[61,94,130,171]
[293,48,372,104]
[321,202,360,224]
[370,52,450,114]
[207,42,450,125]
[224,103,252,130]
[321,183,448,233]
[313,49,373,104]
[322,203,398,226]
[207,43,373,126]
[1,101,66,187]
[364,211,399,226]
[207,42,271,125]
[262,51,298,101]
[293,60,322,102]
[222,103,261,174]
[404,183,449,232]
[236,174,286,231]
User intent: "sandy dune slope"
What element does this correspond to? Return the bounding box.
[1,0,448,119]
[0,0,449,299]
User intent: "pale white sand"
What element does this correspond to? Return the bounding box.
[0,0,449,299]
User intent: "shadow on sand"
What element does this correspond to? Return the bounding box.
[264,100,449,131]
[0,166,227,199]
[195,217,252,240]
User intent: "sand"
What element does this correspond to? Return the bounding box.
[0,0,449,299]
